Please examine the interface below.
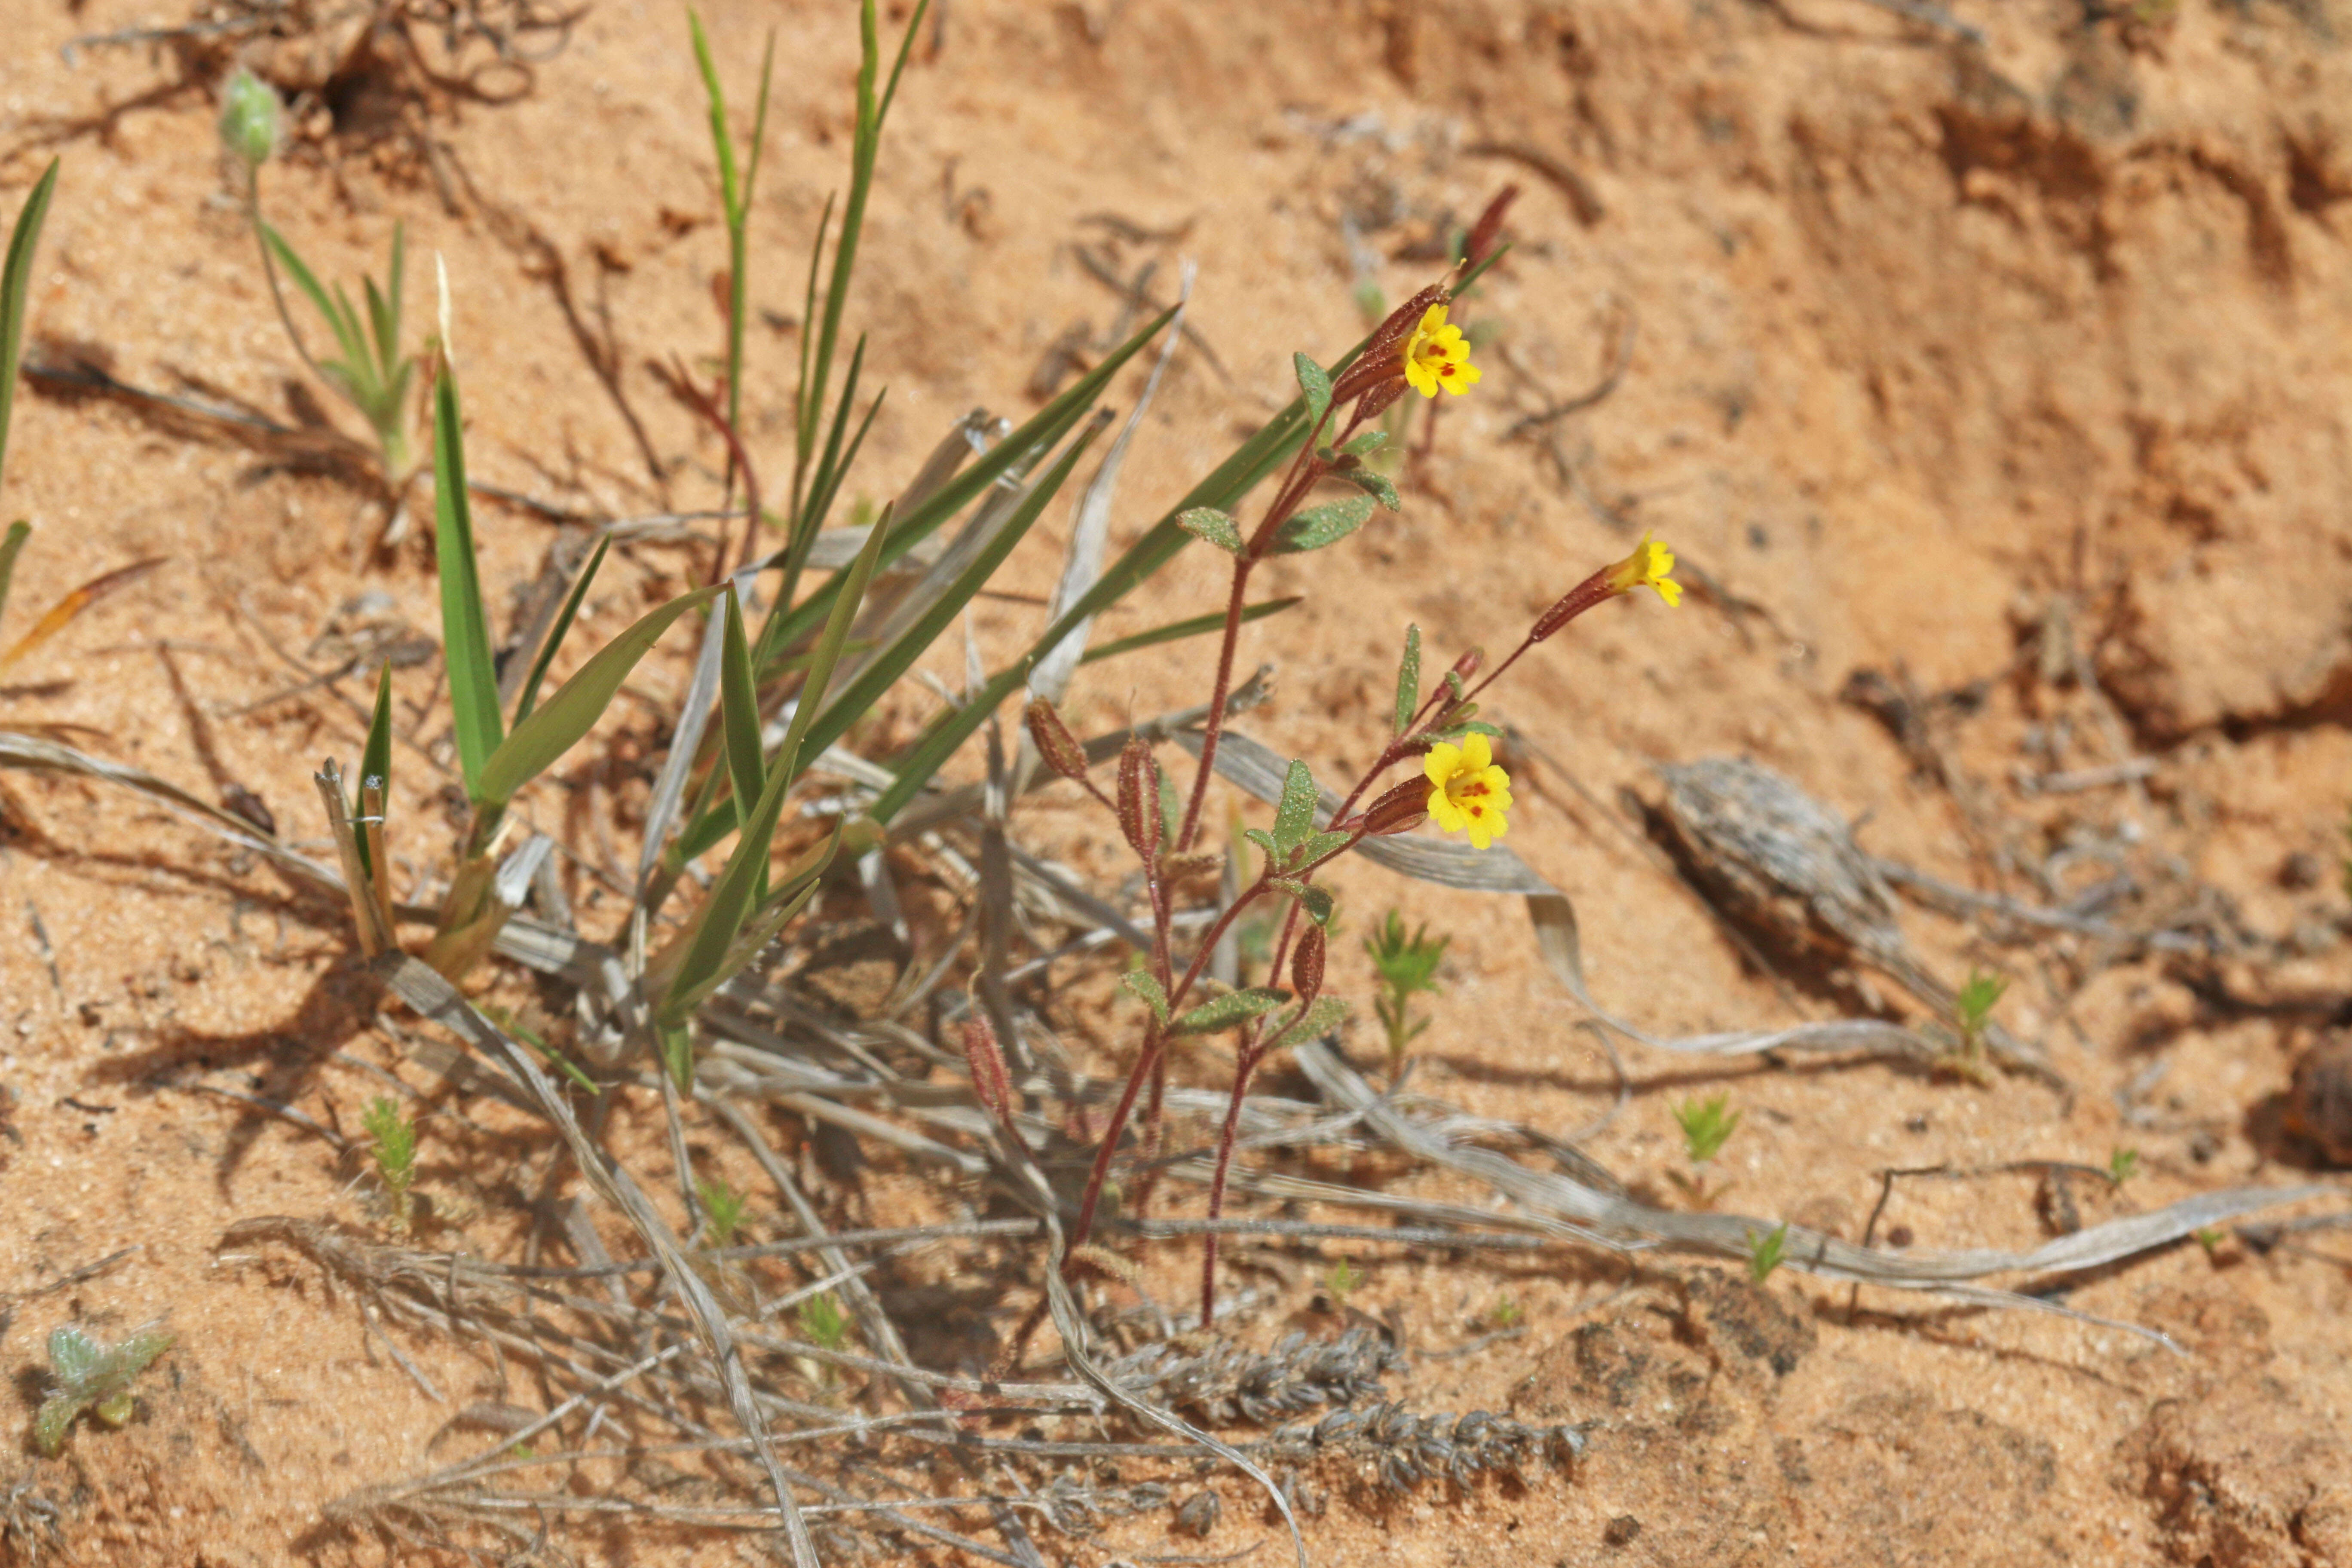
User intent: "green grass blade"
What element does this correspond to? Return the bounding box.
[326,281,374,380]
[0,520,29,632]
[718,583,763,832]
[1079,597,1301,666]
[796,389,883,567]
[790,192,833,511]
[355,660,394,879]
[477,582,724,809]
[688,11,741,220]
[382,223,405,370]
[798,429,1096,763]
[431,373,504,799]
[743,31,776,202]
[512,533,609,726]
[799,333,866,533]
[0,159,60,499]
[756,306,1173,675]
[662,522,887,1029]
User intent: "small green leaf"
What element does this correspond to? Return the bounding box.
[1242,827,1278,863]
[1273,759,1317,855]
[1261,993,1348,1054]
[475,583,724,809]
[1338,429,1387,457]
[1176,506,1245,555]
[0,520,29,629]
[33,1394,85,1458]
[660,1022,695,1095]
[432,372,504,800]
[1268,877,1335,926]
[1122,969,1171,1026]
[1337,466,1400,512]
[1170,986,1289,1037]
[1291,829,1354,870]
[1292,351,1332,429]
[47,1326,101,1388]
[718,584,764,833]
[1273,494,1375,554]
[1393,624,1420,738]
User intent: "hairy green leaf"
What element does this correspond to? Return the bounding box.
[1273,759,1317,855]
[1292,351,1332,429]
[1170,986,1289,1037]
[1393,624,1420,737]
[1337,466,1400,512]
[1121,969,1170,1026]
[1260,994,1348,1055]
[1268,876,1335,927]
[1176,506,1244,555]
[1273,495,1375,554]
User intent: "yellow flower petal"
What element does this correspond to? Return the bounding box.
[1424,741,1462,787]
[1461,731,1492,772]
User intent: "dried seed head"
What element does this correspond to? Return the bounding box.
[1024,698,1091,782]
[961,1014,1015,1129]
[1116,737,1161,863]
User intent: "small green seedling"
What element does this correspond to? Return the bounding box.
[2108,1146,2140,1185]
[33,1323,173,1457]
[1325,1257,1363,1305]
[1942,968,2008,1083]
[1746,1222,1791,1285]
[362,1095,419,1233]
[1488,1295,1523,1329]
[797,1290,851,1353]
[1364,909,1448,1076]
[698,1176,749,1249]
[2193,1226,2226,1260]
[1670,1093,1741,1207]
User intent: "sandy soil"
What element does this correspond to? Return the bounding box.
[2,0,2351,1563]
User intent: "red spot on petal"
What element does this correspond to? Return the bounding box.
[1440,363,1456,377]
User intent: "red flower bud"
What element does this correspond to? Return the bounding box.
[1450,646,1483,681]
[1360,776,1431,837]
[1464,185,1519,271]
[1025,698,1091,783]
[1331,283,1449,404]
[1531,566,1615,642]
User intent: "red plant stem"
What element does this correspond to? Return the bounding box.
[1174,558,1254,854]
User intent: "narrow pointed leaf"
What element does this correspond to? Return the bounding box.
[354,661,393,879]
[1292,828,1354,870]
[1268,876,1335,926]
[0,159,60,496]
[476,582,723,808]
[1393,624,1420,738]
[1338,429,1387,457]
[1273,495,1375,554]
[718,583,763,832]
[0,520,30,631]
[432,373,503,799]
[1261,994,1348,1054]
[1080,597,1300,666]
[1338,466,1400,511]
[511,533,609,726]
[1171,986,1289,1036]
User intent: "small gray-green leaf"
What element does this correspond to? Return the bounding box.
[1338,429,1387,457]
[477,583,724,808]
[1273,759,1317,855]
[1393,623,1420,738]
[1242,827,1278,862]
[1170,986,1289,1036]
[1268,877,1335,926]
[1292,352,1332,428]
[1157,767,1182,847]
[1291,829,1354,870]
[47,1326,101,1390]
[1338,466,1400,512]
[33,1395,85,1458]
[1122,969,1170,1025]
[1273,494,1375,554]
[1176,506,1245,556]
[1262,994,1348,1054]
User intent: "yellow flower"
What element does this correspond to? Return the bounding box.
[1423,732,1513,850]
[1604,534,1682,607]
[1401,303,1482,399]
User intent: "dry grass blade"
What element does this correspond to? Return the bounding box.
[0,556,165,676]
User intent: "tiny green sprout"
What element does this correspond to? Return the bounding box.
[362,1095,419,1233]
[1488,1296,1523,1329]
[2108,1146,2141,1185]
[1325,1257,1364,1303]
[698,1176,749,1250]
[1365,910,1449,1077]
[34,1323,173,1457]
[797,1290,851,1354]
[2193,1226,2226,1259]
[1746,1222,1791,1285]
[1944,967,2009,1082]
[1673,1093,1741,1167]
